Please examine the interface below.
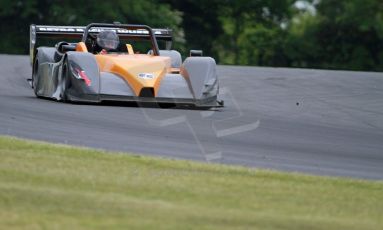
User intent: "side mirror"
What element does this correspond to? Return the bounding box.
[56,42,76,53]
[190,50,203,57]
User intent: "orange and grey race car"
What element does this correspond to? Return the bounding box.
[29,22,223,107]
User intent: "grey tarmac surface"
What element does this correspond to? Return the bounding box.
[1,54,383,180]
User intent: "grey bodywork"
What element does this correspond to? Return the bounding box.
[30,24,222,107]
[32,48,220,107]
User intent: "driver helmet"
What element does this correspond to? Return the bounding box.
[96,30,119,51]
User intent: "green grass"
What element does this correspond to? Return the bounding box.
[0,136,382,230]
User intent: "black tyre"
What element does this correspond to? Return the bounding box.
[32,59,40,97]
[60,60,70,102]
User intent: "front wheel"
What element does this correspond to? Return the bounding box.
[32,59,40,97]
[60,61,70,102]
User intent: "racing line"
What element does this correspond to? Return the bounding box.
[1,54,383,180]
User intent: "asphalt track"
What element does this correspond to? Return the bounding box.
[1,54,383,180]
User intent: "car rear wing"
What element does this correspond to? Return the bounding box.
[30,24,173,65]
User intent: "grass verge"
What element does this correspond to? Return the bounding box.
[0,136,382,230]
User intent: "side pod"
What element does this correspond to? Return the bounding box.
[181,57,219,102]
[64,52,101,102]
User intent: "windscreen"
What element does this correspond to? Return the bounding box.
[119,37,153,54]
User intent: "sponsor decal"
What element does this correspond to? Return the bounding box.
[138,73,154,79]
[37,27,151,34]
[36,26,168,35]
[38,27,84,32]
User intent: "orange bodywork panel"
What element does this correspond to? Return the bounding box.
[95,54,171,96]
[126,44,134,54]
[76,42,88,52]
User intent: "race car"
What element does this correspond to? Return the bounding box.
[29,22,223,107]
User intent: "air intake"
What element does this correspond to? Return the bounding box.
[139,88,155,97]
